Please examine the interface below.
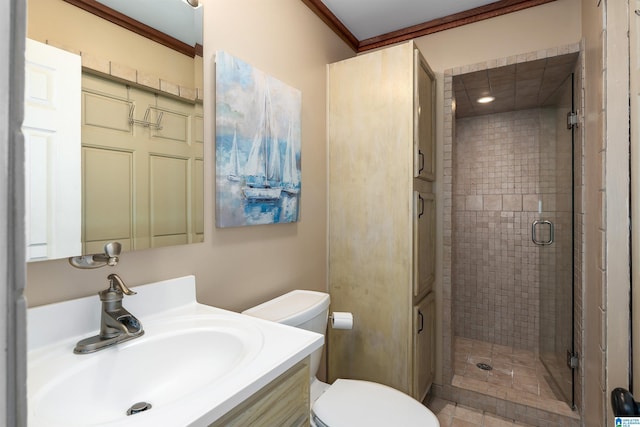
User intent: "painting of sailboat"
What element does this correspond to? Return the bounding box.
[227,127,242,182]
[215,51,302,227]
[282,121,301,195]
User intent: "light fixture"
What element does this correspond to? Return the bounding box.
[476,70,495,104]
[183,0,201,8]
[477,96,495,104]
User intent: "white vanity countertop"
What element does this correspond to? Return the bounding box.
[27,275,323,427]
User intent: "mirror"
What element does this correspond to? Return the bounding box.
[24,0,204,261]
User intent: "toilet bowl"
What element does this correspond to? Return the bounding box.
[242,290,439,427]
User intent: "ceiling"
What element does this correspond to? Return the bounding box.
[81,0,557,56]
[304,0,558,52]
[454,52,579,118]
[321,0,503,40]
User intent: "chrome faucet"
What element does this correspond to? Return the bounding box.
[74,273,144,354]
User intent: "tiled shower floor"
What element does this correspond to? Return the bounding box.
[452,337,578,419]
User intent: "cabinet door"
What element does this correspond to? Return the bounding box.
[414,191,436,299]
[211,359,310,427]
[413,291,435,401]
[414,48,436,181]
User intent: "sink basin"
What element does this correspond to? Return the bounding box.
[27,276,323,427]
[29,315,263,426]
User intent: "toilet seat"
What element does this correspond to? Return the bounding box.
[311,379,440,427]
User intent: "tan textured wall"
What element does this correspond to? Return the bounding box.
[24,0,355,311]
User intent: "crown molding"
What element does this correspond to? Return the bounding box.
[302,0,558,53]
[63,0,201,58]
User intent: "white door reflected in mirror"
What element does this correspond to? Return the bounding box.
[23,39,81,262]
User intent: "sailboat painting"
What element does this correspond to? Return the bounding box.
[215,51,302,228]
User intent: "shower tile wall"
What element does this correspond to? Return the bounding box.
[453,109,556,352]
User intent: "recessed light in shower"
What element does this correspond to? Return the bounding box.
[477,96,495,104]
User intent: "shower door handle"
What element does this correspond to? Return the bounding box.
[532,220,554,245]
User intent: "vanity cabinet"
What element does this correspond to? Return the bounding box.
[327,40,437,402]
[210,358,310,427]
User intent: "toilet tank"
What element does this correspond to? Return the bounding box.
[242,290,330,378]
[242,290,330,332]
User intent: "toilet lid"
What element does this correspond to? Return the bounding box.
[312,379,440,427]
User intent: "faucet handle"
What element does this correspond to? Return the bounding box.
[107,273,136,296]
[104,242,121,266]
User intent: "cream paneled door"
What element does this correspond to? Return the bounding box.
[23,39,81,261]
[81,74,203,253]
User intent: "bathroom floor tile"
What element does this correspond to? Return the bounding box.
[428,398,536,427]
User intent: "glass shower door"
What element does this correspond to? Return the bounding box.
[537,73,575,408]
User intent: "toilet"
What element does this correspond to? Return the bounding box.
[243,290,440,427]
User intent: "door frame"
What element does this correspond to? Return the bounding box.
[631,0,640,396]
[1,0,27,425]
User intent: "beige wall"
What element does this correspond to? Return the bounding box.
[25,0,354,311]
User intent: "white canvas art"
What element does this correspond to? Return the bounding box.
[215,51,302,227]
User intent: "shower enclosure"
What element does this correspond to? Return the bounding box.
[449,50,580,417]
[536,71,576,408]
